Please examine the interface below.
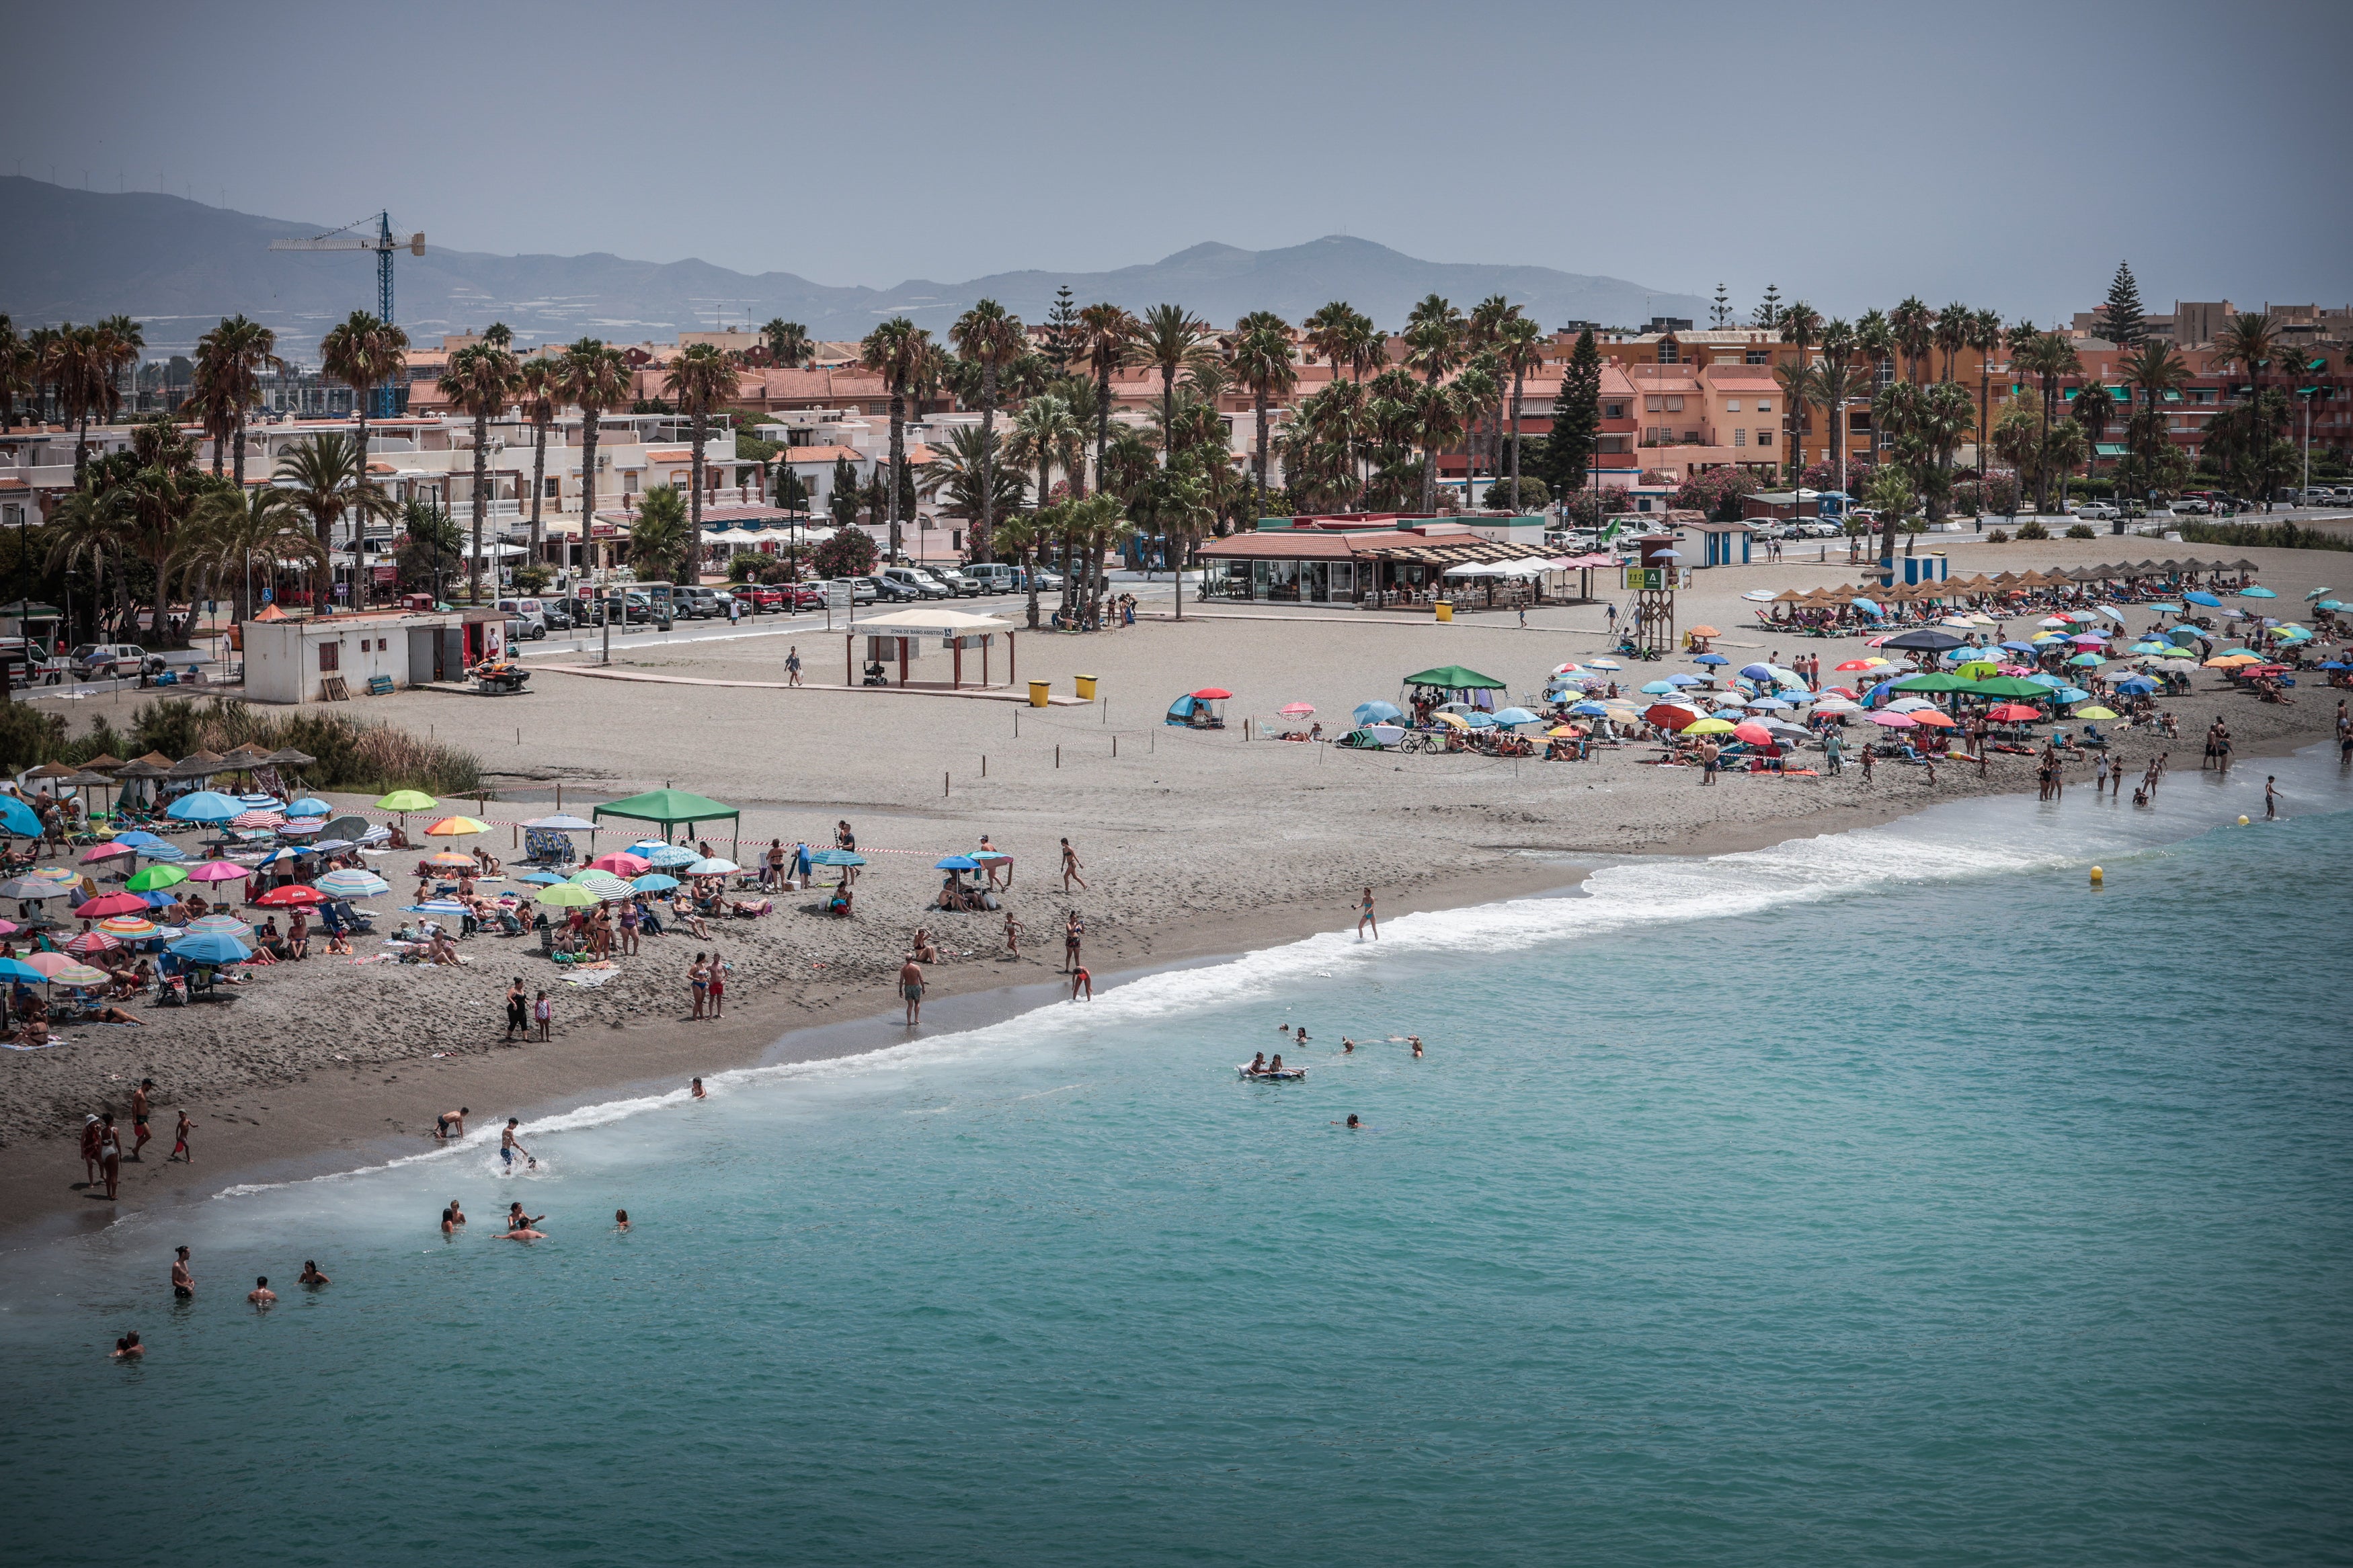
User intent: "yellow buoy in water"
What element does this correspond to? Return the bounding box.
[2089,866,2104,886]
[2238,815,2251,826]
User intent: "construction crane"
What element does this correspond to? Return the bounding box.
[269,212,425,415]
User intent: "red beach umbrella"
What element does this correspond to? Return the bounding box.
[1732,720,1774,746]
[1191,688,1233,700]
[255,884,323,907]
[75,892,149,919]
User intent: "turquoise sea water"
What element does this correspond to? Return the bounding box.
[3,750,2350,1567]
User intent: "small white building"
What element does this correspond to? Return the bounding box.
[241,608,506,704]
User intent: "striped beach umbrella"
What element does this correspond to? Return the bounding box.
[314,869,391,899]
[183,914,253,938]
[568,869,635,902]
[95,915,161,938]
[63,930,120,956]
[424,815,491,837]
[231,809,286,829]
[48,961,112,988]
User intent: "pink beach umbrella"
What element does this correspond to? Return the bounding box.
[1868,710,1917,728]
[186,860,253,883]
[19,951,76,978]
[63,930,120,956]
[589,852,651,876]
[79,842,137,864]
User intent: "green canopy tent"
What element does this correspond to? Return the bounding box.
[1401,663,1510,716]
[591,788,743,862]
[1963,676,2059,699]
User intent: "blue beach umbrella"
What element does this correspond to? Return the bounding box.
[284,798,333,818]
[522,870,567,886]
[1567,701,1609,717]
[1492,707,1540,726]
[2147,602,2182,612]
[0,956,47,984]
[645,845,700,869]
[631,873,680,893]
[1692,653,1728,667]
[1851,597,1882,616]
[934,856,980,871]
[2114,677,2157,694]
[2240,585,2276,599]
[1665,673,1703,686]
[1638,680,1677,695]
[168,932,252,965]
[2055,686,2091,702]
[1352,700,1403,725]
[2184,591,2222,608]
[809,848,865,868]
[167,791,243,823]
[1739,663,1776,680]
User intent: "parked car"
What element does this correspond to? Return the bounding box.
[880,566,952,600]
[2170,497,2212,515]
[776,584,828,610]
[69,643,147,679]
[676,587,724,618]
[495,597,551,633]
[503,615,546,642]
[840,577,880,605]
[869,574,924,602]
[960,563,1019,593]
[1801,520,1845,538]
[539,600,575,632]
[2075,502,2119,521]
[1018,567,1066,592]
[2296,487,2339,507]
[922,567,983,597]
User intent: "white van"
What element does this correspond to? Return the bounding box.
[961,563,1018,593]
[495,597,549,635]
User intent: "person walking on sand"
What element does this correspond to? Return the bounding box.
[505,977,528,1040]
[1063,909,1083,973]
[786,646,803,687]
[533,990,551,1041]
[1357,888,1378,939]
[97,1112,122,1200]
[1060,838,1086,892]
[1002,910,1025,960]
[130,1079,154,1161]
[763,839,785,890]
[169,1109,193,1164]
[1859,745,1874,785]
[80,1113,101,1186]
[899,958,926,1025]
[171,1246,194,1300]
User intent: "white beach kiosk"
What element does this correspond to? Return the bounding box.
[842,607,1019,692]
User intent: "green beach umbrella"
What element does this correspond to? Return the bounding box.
[376,790,438,813]
[534,883,599,907]
[126,864,188,892]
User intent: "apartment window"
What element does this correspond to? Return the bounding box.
[1756,399,1771,413]
[1732,428,1747,447]
[1726,399,1741,413]
[1745,350,1770,364]
[1756,429,1775,448]
[1874,358,1895,388]
[545,477,559,498]
[1657,341,1680,364]
[1664,397,1684,413]
[1850,411,1873,433]
[1646,396,1663,413]
[1603,403,1626,419]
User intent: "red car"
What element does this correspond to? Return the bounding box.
[735,585,783,611]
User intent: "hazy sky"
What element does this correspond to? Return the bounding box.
[9,0,2348,323]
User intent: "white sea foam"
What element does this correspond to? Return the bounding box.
[206,743,2348,1202]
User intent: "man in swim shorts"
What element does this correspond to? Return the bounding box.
[900,958,925,1025]
[171,1245,194,1300]
[500,1118,532,1169]
[436,1107,469,1141]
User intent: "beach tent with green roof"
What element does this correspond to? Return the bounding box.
[592,788,742,860]
[1404,665,1507,690]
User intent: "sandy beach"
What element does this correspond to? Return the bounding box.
[3,536,2343,1235]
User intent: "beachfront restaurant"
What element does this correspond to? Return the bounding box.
[1197,518,1578,610]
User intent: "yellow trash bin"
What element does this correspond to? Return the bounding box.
[1074,674,1098,701]
[1028,680,1051,708]
[1434,602,1453,622]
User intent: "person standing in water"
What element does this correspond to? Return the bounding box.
[899,958,926,1025]
[171,1245,194,1301]
[500,1118,534,1170]
[1070,966,1090,1001]
[1356,888,1378,939]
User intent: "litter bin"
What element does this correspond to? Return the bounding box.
[1074,674,1098,701]
[1434,602,1453,622]
[1028,680,1051,708]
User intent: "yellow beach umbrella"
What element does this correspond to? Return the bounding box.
[1685,717,1738,735]
[2074,706,2118,719]
[1431,712,1470,729]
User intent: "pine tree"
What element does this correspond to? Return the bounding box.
[1751,285,1783,330]
[1711,284,1732,329]
[1044,286,1081,368]
[2098,262,2145,347]
[1540,329,1603,497]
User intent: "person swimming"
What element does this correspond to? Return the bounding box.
[1341,1037,1355,1053]
[615,1209,631,1231]
[1408,1036,1424,1059]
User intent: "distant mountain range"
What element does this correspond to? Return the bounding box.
[1,177,1708,357]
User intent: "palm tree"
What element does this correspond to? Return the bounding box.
[199,316,283,488]
[859,317,929,559]
[625,485,693,585]
[990,506,1049,630]
[1918,381,1977,520]
[0,317,31,434]
[1932,302,1969,383]
[182,350,241,480]
[2072,382,2116,499]
[43,485,132,640]
[273,431,397,610]
[1811,358,1871,499]
[41,325,111,481]
[442,337,523,601]
[1006,395,1080,514]
[189,485,324,622]
[1224,315,1295,515]
[557,339,633,554]
[2118,339,2190,486]
[319,309,409,487]
[949,299,1025,561]
[1773,301,1823,481]
[1412,381,1463,513]
[1493,317,1545,505]
[2213,310,2280,416]
[2010,328,2081,513]
[1133,305,1215,471]
[1072,304,1139,505]
[665,341,742,546]
[1302,302,1357,384]
[760,319,814,369]
[1964,308,2004,493]
[1889,296,1933,385]
[919,424,1029,527]
[515,357,561,572]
